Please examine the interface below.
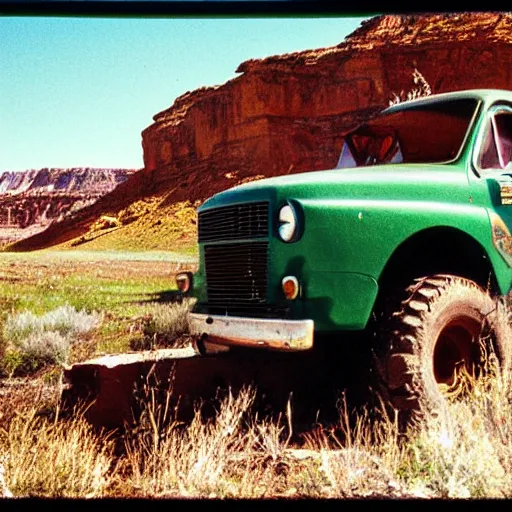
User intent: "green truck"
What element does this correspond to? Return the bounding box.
[177,89,512,425]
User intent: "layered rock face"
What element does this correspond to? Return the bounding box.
[141,12,512,204]
[0,168,137,245]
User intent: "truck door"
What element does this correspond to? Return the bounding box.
[475,105,512,232]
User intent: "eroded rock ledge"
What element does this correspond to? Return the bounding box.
[141,13,512,205]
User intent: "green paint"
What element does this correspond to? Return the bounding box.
[189,90,512,333]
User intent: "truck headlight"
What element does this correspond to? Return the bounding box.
[278,203,300,242]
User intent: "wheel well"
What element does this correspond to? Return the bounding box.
[377,227,498,297]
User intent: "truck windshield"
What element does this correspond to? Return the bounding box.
[336,98,479,168]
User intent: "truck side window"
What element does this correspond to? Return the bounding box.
[478,111,512,170]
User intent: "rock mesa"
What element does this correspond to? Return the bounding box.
[0,168,137,246]
[10,12,512,251]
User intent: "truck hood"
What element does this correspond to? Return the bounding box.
[200,164,471,211]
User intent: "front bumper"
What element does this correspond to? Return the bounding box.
[189,313,314,351]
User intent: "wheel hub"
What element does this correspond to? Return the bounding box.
[434,317,482,399]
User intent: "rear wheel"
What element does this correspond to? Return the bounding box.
[376,274,511,428]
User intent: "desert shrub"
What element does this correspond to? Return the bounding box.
[0,409,115,498]
[398,351,512,498]
[12,331,69,372]
[3,305,101,343]
[389,68,432,105]
[135,299,194,350]
[1,305,101,376]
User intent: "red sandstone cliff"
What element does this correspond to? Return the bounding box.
[141,12,512,205]
[10,12,512,251]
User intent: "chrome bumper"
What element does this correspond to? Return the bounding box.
[189,313,314,351]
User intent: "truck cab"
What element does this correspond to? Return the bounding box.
[178,89,512,426]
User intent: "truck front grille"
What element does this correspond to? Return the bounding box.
[204,242,268,305]
[198,201,269,243]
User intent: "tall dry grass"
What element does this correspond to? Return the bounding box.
[133,299,195,350]
[110,350,512,499]
[118,385,297,498]
[2,338,512,498]
[398,353,512,498]
[0,409,116,497]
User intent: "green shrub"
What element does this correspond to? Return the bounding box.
[137,300,193,349]
[1,306,101,376]
[3,305,101,343]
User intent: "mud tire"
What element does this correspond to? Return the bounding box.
[376,274,512,429]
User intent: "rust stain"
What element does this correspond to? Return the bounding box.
[499,184,512,205]
[207,334,293,351]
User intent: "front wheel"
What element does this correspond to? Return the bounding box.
[377,274,511,428]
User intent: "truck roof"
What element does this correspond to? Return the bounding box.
[384,88,512,114]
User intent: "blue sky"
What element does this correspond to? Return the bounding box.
[1,16,372,172]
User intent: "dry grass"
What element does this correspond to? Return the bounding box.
[1,411,115,497]
[120,386,259,497]
[0,376,115,498]
[2,249,512,498]
[118,383,330,498]
[389,68,432,105]
[0,376,61,434]
[2,362,512,499]
[62,199,199,253]
[299,396,407,498]
[398,357,512,498]
[130,299,195,350]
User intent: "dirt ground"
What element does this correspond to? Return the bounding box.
[0,253,197,283]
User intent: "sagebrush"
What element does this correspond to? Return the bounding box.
[1,305,101,376]
[131,299,194,350]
